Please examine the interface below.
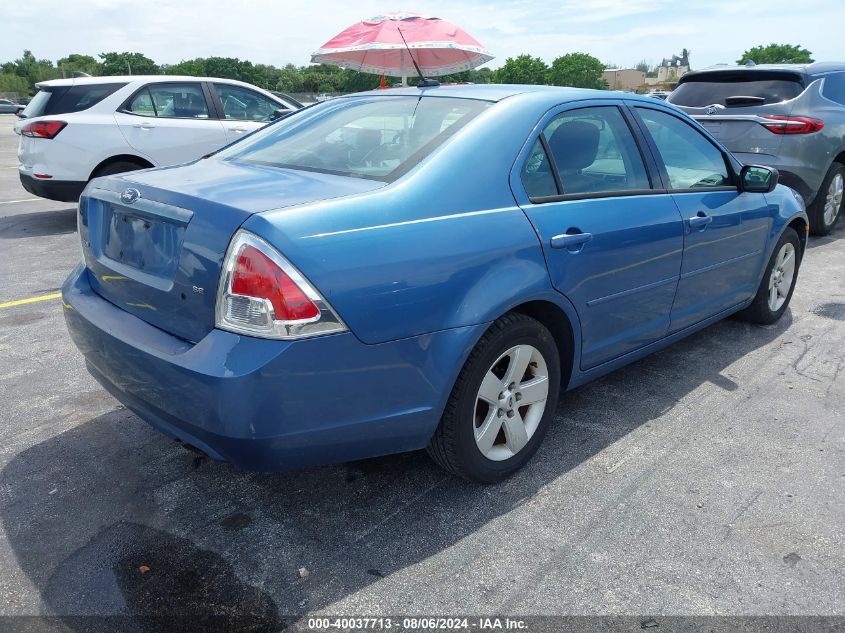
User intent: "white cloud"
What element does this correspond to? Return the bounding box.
[0,0,842,70]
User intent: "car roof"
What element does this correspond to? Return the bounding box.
[34,75,268,89]
[344,83,658,106]
[683,61,845,81]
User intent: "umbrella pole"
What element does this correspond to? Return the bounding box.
[400,49,408,87]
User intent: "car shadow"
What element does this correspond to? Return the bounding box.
[0,207,77,239]
[805,220,844,250]
[0,313,790,632]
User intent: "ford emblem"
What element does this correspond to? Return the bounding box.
[120,188,141,205]
[706,105,718,116]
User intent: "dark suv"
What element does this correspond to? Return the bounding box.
[668,62,845,235]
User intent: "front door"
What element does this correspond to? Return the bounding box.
[115,82,227,167]
[632,105,772,332]
[515,104,685,370]
[211,83,283,142]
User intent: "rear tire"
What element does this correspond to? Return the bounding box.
[427,312,561,484]
[737,227,801,325]
[808,162,844,236]
[92,160,148,179]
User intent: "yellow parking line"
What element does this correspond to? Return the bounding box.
[0,292,62,309]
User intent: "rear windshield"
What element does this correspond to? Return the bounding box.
[21,83,126,118]
[669,72,804,107]
[215,95,490,182]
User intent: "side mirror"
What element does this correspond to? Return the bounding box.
[270,108,291,121]
[740,164,778,194]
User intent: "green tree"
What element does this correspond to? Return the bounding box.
[98,52,159,76]
[56,54,100,77]
[737,44,813,65]
[163,58,207,77]
[0,73,30,95]
[275,64,305,93]
[548,52,607,89]
[2,50,59,91]
[635,59,651,74]
[469,67,494,84]
[494,55,548,85]
[204,57,259,84]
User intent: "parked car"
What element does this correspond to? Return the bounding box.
[269,90,304,109]
[63,85,807,483]
[667,62,845,235]
[14,75,300,202]
[0,98,25,114]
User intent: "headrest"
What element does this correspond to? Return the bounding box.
[548,120,600,172]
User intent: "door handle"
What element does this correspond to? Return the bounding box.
[688,213,713,230]
[550,231,593,250]
[133,123,155,130]
[229,126,249,133]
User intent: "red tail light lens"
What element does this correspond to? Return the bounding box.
[760,115,824,135]
[216,230,346,339]
[21,120,67,139]
[231,245,319,321]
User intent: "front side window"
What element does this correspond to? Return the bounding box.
[522,106,650,198]
[216,96,489,181]
[128,83,209,119]
[636,108,731,190]
[215,83,280,122]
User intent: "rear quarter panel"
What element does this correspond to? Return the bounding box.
[242,94,564,345]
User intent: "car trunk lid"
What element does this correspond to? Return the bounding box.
[79,159,384,342]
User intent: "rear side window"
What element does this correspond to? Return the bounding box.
[21,83,126,118]
[522,106,650,199]
[636,108,731,190]
[822,73,845,106]
[126,83,210,119]
[669,72,804,107]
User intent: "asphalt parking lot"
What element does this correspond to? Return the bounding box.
[0,111,843,629]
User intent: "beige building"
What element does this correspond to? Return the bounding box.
[603,68,646,91]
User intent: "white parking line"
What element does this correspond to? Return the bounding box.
[0,198,42,205]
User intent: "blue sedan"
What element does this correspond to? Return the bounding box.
[63,85,807,483]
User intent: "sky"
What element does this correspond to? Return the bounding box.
[1,0,843,71]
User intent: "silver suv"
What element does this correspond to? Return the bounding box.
[668,62,845,235]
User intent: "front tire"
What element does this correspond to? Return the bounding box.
[737,227,801,325]
[808,162,844,236]
[427,313,561,483]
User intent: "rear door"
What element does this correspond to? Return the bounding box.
[210,83,286,142]
[630,104,772,332]
[513,102,685,370]
[115,81,227,166]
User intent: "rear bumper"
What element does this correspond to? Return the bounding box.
[62,264,480,471]
[20,172,86,202]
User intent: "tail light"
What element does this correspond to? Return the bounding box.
[759,115,824,135]
[216,230,346,339]
[20,120,67,139]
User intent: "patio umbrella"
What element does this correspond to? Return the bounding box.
[311,12,494,86]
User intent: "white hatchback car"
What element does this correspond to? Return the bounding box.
[15,75,301,201]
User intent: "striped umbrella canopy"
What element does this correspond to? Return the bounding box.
[311,12,494,85]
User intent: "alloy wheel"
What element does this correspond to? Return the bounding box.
[473,344,549,461]
[823,173,844,226]
[768,242,797,312]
